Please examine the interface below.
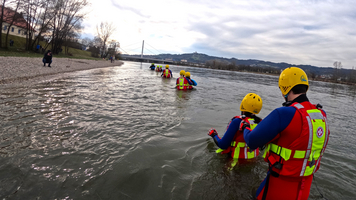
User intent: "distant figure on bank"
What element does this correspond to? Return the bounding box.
[36,44,40,52]
[9,39,14,46]
[112,55,115,62]
[161,65,173,78]
[150,63,156,70]
[43,50,52,67]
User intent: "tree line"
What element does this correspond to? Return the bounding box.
[204,59,356,85]
[0,0,88,54]
[204,59,281,74]
[81,22,120,59]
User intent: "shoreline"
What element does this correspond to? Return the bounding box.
[199,67,356,86]
[0,57,123,86]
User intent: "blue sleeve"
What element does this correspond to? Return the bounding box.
[213,118,242,149]
[243,107,296,149]
[186,78,193,85]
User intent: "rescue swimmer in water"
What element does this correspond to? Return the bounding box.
[155,65,163,72]
[176,70,195,90]
[185,72,197,87]
[161,65,173,78]
[242,67,330,200]
[208,93,263,162]
[149,63,156,70]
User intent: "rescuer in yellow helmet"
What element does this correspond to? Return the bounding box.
[184,72,197,89]
[208,93,263,164]
[176,70,189,90]
[242,67,329,200]
[149,63,155,70]
[161,64,173,78]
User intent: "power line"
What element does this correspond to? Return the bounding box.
[144,48,157,55]
[118,47,129,54]
[121,42,142,48]
[145,42,164,55]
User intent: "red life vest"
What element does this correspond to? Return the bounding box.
[263,101,329,178]
[216,116,259,159]
[186,78,193,90]
[176,77,188,90]
[163,69,171,78]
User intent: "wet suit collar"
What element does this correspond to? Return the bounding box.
[282,93,309,107]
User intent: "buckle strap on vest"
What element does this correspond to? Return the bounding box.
[266,143,308,161]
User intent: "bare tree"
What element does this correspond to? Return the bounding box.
[107,39,119,56]
[22,0,43,51]
[49,0,88,54]
[29,0,53,50]
[333,61,342,81]
[3,0,22,49]
[80,36,93,48]
[0,0,9,48]
[96,21,116,58]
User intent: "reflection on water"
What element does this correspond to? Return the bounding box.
[0,61,355,199]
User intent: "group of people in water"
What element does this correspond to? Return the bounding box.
[149,63,197,90]
[207,67,330,200]
[149,63,329,200]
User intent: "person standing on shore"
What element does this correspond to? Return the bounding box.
[43,50,53,67]
[242,67,330,200]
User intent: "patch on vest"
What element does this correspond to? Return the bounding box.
[316,127,324,138]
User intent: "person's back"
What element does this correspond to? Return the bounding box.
[150,63,155,70]
[243,67,330,200]
[184,72,196,89]
[162,65,172,78]
[208,93,263,162]
[176,70,188,90]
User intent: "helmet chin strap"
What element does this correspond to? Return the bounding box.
[284,93,289,102]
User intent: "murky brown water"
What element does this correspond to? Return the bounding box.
[0,61,355,199]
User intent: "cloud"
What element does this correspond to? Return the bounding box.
[83,0,356,68]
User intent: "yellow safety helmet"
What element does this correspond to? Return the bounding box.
[278,67,309,96]
[180,70,186,76]
[185,72,191,77]
[240,93,263,114]
[166,65,169,69]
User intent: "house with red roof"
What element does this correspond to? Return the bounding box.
[1,5,36,39]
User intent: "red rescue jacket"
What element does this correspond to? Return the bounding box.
[263,101,329,177]
[217,116,259,159]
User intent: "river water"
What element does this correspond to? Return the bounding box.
[0,61,355,200]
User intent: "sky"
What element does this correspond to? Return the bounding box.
[81,0,356,69]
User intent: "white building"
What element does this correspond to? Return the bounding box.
[1,6,36,39]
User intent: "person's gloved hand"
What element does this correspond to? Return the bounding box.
[208,128,218,138]
[239,121,250,132]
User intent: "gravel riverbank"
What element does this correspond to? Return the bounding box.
[0,57,123,85]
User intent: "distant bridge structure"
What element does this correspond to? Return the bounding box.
[120,55,174,64]
[119,40,205,67]
[119,40,175,64]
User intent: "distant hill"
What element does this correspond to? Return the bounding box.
[123,52,351,76]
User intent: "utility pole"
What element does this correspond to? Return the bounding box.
[141,40,144,58]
